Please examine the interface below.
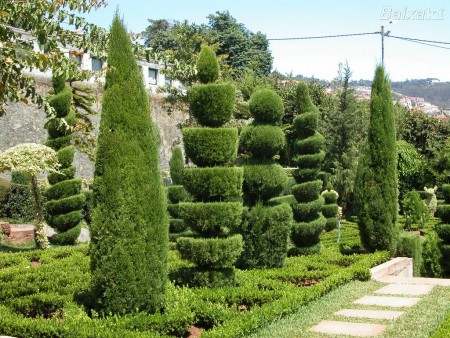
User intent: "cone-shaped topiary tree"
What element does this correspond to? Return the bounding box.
[43,75,84,245]
[167,147,191,238]
[436,184,450,276]
[238,88,292,269]
[90,14,168,315]
[355,66,398,254]
[176,46,243,287]
[289,82,326,256]
[321,189,339,231]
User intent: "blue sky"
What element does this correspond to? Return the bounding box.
[82,0,450,81]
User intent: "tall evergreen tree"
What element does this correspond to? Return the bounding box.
[355,66,398,254]
[90,14,168,314]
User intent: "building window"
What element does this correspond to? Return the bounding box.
[91,57,103,72]
[165,75,172,87]
[148,68,157,85]
[69,52,82,67]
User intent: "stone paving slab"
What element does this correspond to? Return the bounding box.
[309,320,386,337]
[335,309,404,320]
[375,283,434,296]
[377,276,450,286]
[354,295,422,307]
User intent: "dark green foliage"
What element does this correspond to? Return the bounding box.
[167,185,190,204]
[179,202,243,237]
[355,66,398,254]
[436,205,450,223]
[182,167,243,201]
[189,83,235,127]
[325,217,339,231]
[3,183,34,222]
[49,223,81,245]
[291,181,322,203]
[291,216,326,247]
[56,146,75,168]
[397,232,421,276]
[402,191,430,230]
[196,46,219,84]
[239,125,285,159]
[322,191,338,204]
[11,172,30,185]
[238,203,292,269]
[177,235,243,268]
[170,267,236,288]
[47,166,76,185]
[11,293,65,318]
[243,162,287,204]
[440,243,450,275]
[45,115,73,139]
[183,127,238,166]
[48,86,72,118]
[294,132,324,155]
[45,134,71,151]
[267,194,297,207]
[289,82,325,255]
[442,184,450,204]
[52,75,66,93]
[322,204,339,218]
[169,219,187,233]
[47,210,83,232]
[0,177,10,217]
[248,88,284,124]
[167,204,180,218]
[82,190,93,224]
[44,194,86,215]
[436,224,450,242]
[90,15,168,315]
[44,179,82,201]
[170,147,184,185]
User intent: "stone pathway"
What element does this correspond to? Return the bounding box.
[309,261,450,337]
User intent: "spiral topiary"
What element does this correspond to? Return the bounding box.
[44,75,84,245]
[238,88,292,269]
[321,189,339,231]
[177,46,243,287]
[289,82,325,256]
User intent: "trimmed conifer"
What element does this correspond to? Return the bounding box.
[238,88,292,269]
[354,66,398,254]
[436,184,450,276]
[177,46,242,287]
[43,75,83,245]
[90,14,168,314]
[289,82,325,256]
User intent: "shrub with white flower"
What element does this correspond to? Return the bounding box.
[0,143,60,249]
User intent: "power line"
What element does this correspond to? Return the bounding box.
[387,35,450,50]
[268,31,379,41]
[387,35,450,45]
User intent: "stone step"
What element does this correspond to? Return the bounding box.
[335,309,404,320]
[375,283,434,296]
[310,320,386,337]
[2,224,35,244]
[370,257,413,280]
[377,276,450,286]
[354,295,422,307]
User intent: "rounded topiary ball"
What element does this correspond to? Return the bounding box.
[196,46,219,84]
[248,89,284,124]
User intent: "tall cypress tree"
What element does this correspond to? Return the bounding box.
[355,66,398,254]
[90,14,168,314]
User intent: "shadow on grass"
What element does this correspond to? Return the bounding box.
[0,241,37,253]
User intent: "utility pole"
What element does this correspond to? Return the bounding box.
[381,25,385,66]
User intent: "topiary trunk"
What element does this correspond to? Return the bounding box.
[90,14,168,315]
[354,66,398,254]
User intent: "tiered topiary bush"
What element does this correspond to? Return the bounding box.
[238,88,292,269]
[321,189,339,231]
[176,46,243,287]
[167,147,191,237]
[90,15,168,314]
[289,82,325,256]
[43,75,84,245]
[436,184,450,276]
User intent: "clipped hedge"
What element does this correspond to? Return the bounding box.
[49,223,82,245]
[178,202,243,237]
[291,196,325,222]
[291,180,322,203]
[436,224,450,242]
[47,210,83,232]
[243,162,287,204]
[291,216,327,247]
[48,86,72,118]
[177,235,244,268]
[170,147,184,185]
[397,231,422,276]
[239,125,285,159]
[56,146,75,168]
[167,185,190,204]
[183,167,243,201]
[196,46,219,84]
[183,127,238,166]
[437,204,450,223]
[292,152,325,168]
[322,204,339,218]
[44,179,82,201]
[294,132,324,154]
[44,193,86,215]
[45,134,72,151]
[189,83,235,127]
[47,166,76,185]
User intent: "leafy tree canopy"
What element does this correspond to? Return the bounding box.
[0,0,108,117]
